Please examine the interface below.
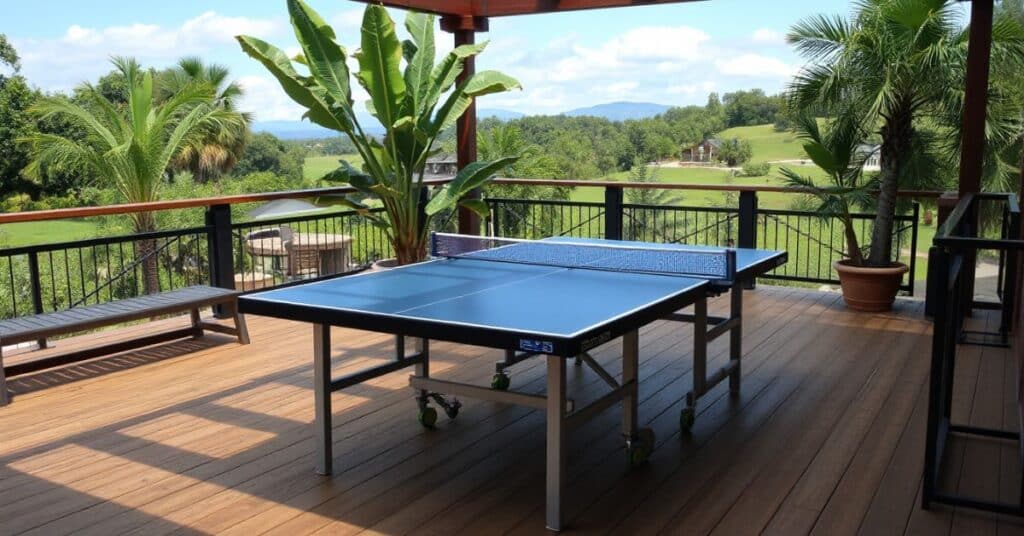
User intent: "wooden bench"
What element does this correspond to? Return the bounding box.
[0,285,249,405]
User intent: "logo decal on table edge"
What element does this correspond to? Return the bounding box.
[520,339,554,353]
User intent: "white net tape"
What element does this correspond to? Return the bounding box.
[430,233,734,280]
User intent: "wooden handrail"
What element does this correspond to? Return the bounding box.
[0,180,452,224]
[492,178,947,198]
[0,177,948,225]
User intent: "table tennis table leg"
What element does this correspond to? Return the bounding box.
[546,354,567,531]
[412,337,429,393]
[729,282,743,394]
[622,330,639,439]
[313,323,333,476]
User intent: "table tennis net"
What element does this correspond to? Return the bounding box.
[430,233,736,280]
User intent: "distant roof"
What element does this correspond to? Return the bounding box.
[856,143,881,155]
[427,153,457,164]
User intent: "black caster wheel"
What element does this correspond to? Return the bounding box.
[491,373,511,391]
[627,428,655,467]
[418,406,438,428]
[444,399,462,419]
[680,407,696,432]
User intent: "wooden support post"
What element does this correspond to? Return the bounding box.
[27,252,47,349]
[604,186,624,240]
[958,0,994,197]
[206,203,235,317]
[454,25,479,236]
[738,191,758,289]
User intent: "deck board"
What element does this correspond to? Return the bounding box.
[1,286,1022,535]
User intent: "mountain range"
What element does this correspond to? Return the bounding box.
[253,101,670,140]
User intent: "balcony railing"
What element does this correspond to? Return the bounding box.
[923,191,1022,516]
[0,179,936,324]
[485,185,921,293]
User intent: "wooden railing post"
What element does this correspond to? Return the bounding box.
[27,252,47,349]
[604,186,623,240]
[738,190,758,289]
[206,204,235,317]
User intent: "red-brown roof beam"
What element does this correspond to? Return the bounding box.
[350,0,706,19]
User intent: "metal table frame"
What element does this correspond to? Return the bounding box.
[309,300,708,531]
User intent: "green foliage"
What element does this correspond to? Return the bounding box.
[779,112,877,265]
[625,158,681,205]
[740,161,771,177]
[716,138,753,167]
[21,56,249,238]
[163,57,252,183]
[0,34,19,73]
[238,1,520,263]
[722,89,784,128]
[233,132,306,181]
[0,74,37,197]
[787,0,1024,265]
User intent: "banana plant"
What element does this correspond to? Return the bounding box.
[237,1,521,264]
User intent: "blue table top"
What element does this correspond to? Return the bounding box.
[241,257,706,338]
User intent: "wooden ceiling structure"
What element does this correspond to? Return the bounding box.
[353,0,996,231]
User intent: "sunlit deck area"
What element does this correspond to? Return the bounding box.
[0,285,1020,535]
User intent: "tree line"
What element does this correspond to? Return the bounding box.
[1,31,788,210]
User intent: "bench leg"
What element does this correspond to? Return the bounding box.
[190,309,204,339]
[233,304,250,345]
[1,346,9,406]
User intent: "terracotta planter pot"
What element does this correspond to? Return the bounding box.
[833,260,909,312]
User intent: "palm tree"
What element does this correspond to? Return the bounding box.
[780,112,877,265]
[22,57,248,294]
[162,57,251,183]
[787,0,1024,266]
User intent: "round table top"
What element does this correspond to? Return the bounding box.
[246,233,351,256]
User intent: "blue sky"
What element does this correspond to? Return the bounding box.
[4,0,969,119]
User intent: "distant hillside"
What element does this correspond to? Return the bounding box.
[255,108,524,140]
[478,108,525,121]
[563,101,671,121]
[717,123,807,162]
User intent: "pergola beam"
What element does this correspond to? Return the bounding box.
[351,0,704,18]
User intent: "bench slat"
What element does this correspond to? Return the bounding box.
[0,285,240,344]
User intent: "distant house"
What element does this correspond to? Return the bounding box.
[425,153,458,176]
[856,143,882,171]
[680,138,722,163]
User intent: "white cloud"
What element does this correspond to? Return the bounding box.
[602,81,640,98]
[236,75,305,122]
[667,80,716,95]
[716,54,795,78]
[330,9,364,33]
[547,25,710,82]
[751,28,785,45]
[16,11,282,92]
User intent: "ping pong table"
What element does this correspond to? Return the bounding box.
[239,233,786,531]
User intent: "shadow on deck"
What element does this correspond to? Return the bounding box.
[0,286,1021,535]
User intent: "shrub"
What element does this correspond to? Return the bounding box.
[741,161,771,177]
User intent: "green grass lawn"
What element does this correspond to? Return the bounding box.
[0,220,104,248]
[718,123,811,162]
[304,154,364,182]
[572,163,829,210]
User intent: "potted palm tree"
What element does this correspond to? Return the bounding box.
[237,1,521,265]
[785,0,1024,309]
[780,113,908,311]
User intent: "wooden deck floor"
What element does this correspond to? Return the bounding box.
[0,286,1021,535]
